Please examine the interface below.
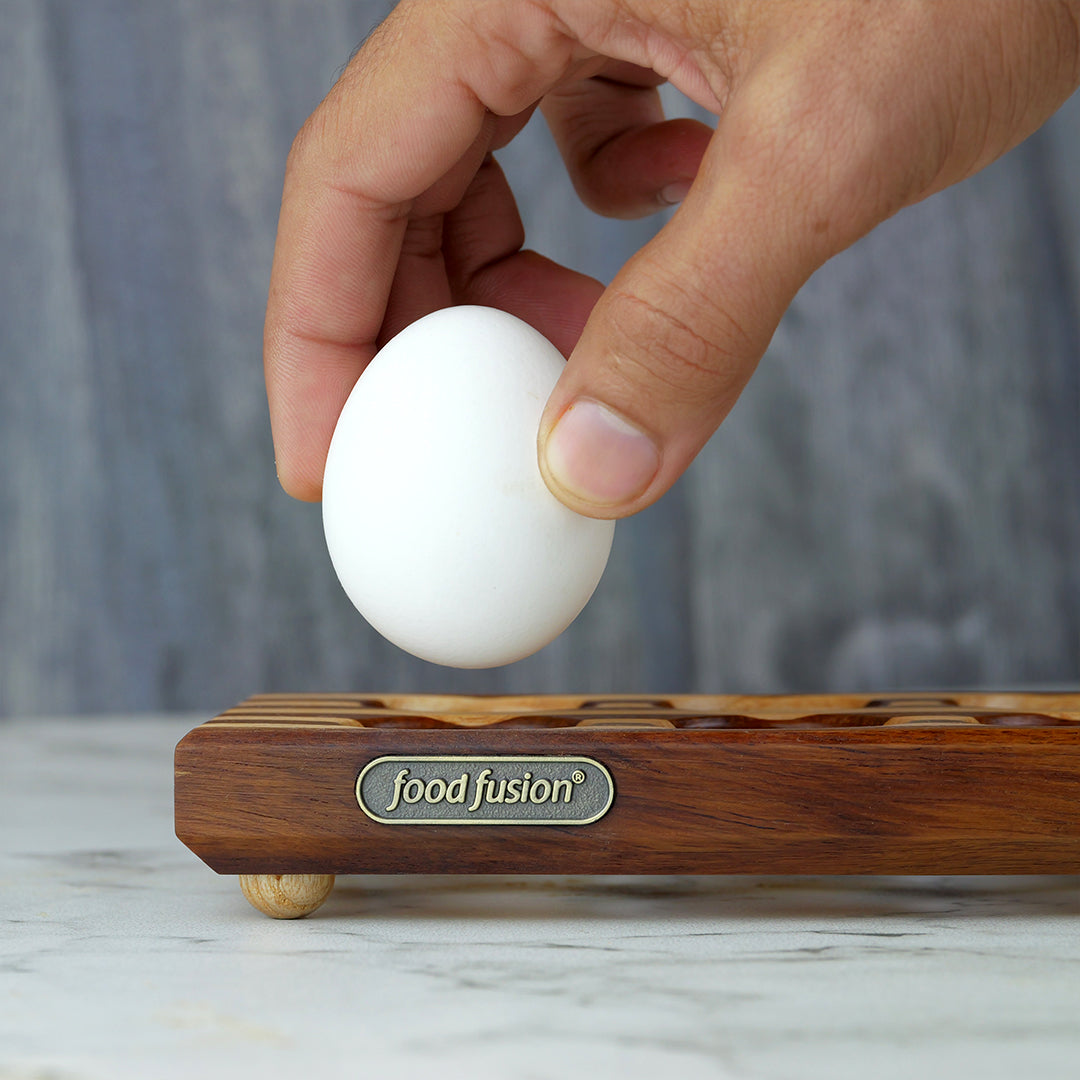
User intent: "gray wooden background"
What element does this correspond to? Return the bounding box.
[2,0,1078,717]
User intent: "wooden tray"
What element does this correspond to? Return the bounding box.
[174,692,1080,917]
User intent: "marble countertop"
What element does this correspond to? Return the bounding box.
[3,716,1079,1079]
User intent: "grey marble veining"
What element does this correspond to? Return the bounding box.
[2,717,1079,1079]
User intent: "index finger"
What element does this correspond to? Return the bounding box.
[263,2,593,499]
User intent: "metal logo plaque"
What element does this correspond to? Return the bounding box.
[356,756,614,826]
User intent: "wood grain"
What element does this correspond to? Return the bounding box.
[238,873,335,918]
[175,693,1080,876]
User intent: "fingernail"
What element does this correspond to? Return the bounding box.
[543,399,660,507]
[659,180,692,205]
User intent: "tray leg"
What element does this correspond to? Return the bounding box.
[238,874,336,918]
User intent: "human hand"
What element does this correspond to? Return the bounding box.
[264,0,1079,517]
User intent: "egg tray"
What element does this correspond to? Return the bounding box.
[174,692,1080,917]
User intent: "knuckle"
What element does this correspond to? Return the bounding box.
[284,106,341,188]
[285,115,316,177]
[602,281,756,407]
[399,215,445,259]
[452,0,579,115]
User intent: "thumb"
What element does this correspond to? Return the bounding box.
[537,76,876,519]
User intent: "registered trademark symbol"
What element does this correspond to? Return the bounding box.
[572,770,586,784]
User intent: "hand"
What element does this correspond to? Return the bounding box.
[264,0,1080,517]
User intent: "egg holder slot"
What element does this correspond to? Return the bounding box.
[174,692,1080,917]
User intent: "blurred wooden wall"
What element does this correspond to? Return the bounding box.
[2,0,1078,716]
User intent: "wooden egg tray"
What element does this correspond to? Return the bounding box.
[174,692,1080,917]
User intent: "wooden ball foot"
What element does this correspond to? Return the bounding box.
[239,873,335,918]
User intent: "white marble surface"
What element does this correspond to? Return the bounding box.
[2,716,1079,1080]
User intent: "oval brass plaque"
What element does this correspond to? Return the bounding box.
[356,756,614,825]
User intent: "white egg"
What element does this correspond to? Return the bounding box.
[322,306,615,668]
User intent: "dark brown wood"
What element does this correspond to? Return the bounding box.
[175,693,1080,876]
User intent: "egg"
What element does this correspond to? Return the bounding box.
[322,306,615,668]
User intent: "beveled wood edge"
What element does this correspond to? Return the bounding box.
[205,691,1080,726]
